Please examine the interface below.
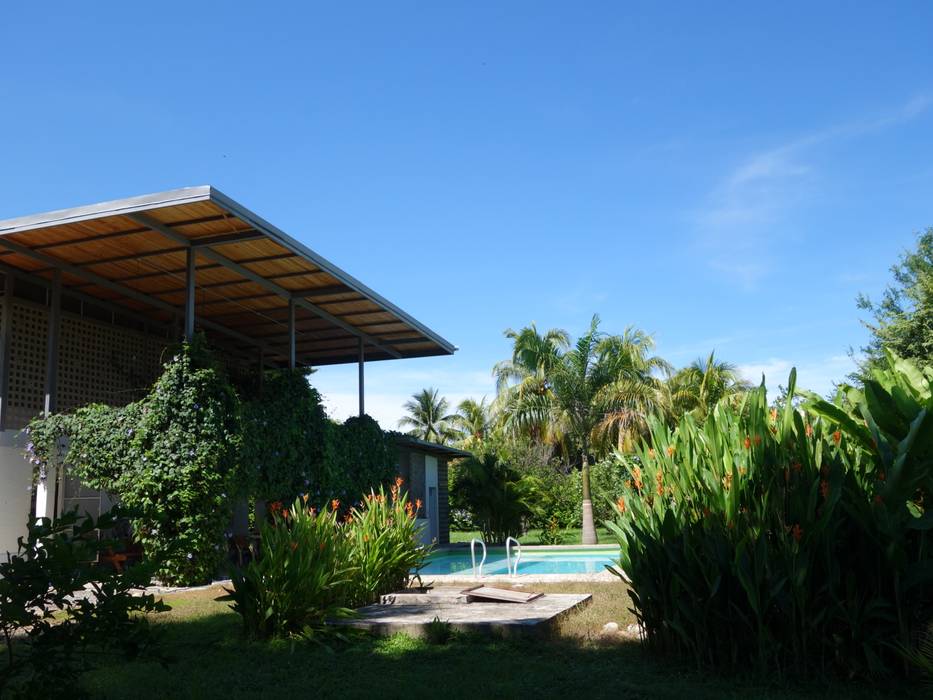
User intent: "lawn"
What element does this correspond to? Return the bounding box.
[80,582,916,699]
[450,527,613,546]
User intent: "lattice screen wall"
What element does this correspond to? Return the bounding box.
[4,300,169,429]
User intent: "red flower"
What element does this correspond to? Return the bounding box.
[832,430,842,446]
[331,499,340,512]
[616,497,626,515]
[744,436,751,450]
[805,424,814,438]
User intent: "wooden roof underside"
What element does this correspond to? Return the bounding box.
[0,187,456,367]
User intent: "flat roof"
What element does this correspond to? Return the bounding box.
[391,433,472,459]
[0,186,457,367]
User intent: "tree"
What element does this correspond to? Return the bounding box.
[450,397,493,450]
[397,387,457,444]
[502,315,666,544]
[856,228,933,378]
[664,351,751,422]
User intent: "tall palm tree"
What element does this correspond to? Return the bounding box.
[450,397,493,449]
[398,388,457,444]
[504,315,666,544]
[493,323,569,444]
[665,351,751,422]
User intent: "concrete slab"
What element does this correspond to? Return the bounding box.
[332,587,592,638]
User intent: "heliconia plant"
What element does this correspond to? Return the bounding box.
[606,352,933,679]
[218,480,430,640]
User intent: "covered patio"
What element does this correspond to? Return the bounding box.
[0,186,456,557]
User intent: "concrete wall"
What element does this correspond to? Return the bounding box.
[0,430,32,560]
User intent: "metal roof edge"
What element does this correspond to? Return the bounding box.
[0,186,213,235]
[207,186,457,355]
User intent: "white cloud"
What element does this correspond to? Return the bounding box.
[695,94,931,288]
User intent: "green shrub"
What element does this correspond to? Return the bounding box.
[219,483,429,640]
[450,452,541,543]
[607,354,933,679]
[344,480,430,606]
[27,339,244,586]
[322,415,395,507]
[218,498,355,640]
[0,508,168,698]
[240,369,328,502]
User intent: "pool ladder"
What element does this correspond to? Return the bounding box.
[470,537,522,578]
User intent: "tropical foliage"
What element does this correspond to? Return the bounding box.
[26,340,243,585]
[0,507,168,698]
[606,353,933,678]
[449,452,541,543]
[219,482,428,640]
[664,351,751,422]
[857,228,933,377]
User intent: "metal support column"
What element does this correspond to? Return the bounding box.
[44,270,61,417]
[0,273,12,431]
[358,338,365,416]
[288,299,296,369]
[185,247,196,340]
[36,270,61,521]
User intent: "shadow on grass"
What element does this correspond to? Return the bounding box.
[79,610,917,700]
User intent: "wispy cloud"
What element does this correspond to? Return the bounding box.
[695,94,932,288]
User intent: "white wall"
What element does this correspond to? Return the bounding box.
[0,430,31,560]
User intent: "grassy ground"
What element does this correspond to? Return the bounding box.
[450,527,613,546]
[80,582,916,699]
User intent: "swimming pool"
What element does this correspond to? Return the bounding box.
[419,547,620,576]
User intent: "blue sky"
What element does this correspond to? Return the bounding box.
[2,3,932,426]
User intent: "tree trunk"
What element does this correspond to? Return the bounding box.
[581,450,598,545]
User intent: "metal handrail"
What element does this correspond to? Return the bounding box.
[470,538,487,578]
[505,536,521,576]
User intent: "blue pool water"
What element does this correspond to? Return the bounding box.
[419,547,620,575]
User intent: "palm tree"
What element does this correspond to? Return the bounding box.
[493,323,569,444]
[398,388,457,444]
[504,315,667,544]
[665,351,751,422]
[450,397,493,449]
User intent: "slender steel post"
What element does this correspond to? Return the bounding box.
[0,273,12,431]
[288,299,296,369]
[44,270,61,416]
[184,248,196,340]
[358,338,365,416]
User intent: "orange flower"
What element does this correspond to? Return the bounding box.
[769,408,778,422]
[616,497,626,514]
[743,436,751,450]
[753,435,762,446]
[319,541,326,551]
[331,498,340,511]
[666,445,675,458]
[632,466,644,491]
[281,508,289,520]
[805,423,814,438]
[722,473,733,490]
[308,507,316,516]
[819,479,829,498]
[415,498,423,511]
[363,534,369,542]
[405,501,415,518]
[832,430,842,445]
[302,493,309,504]
[655,470,664,496]
[791,524,803,542]
[648,447,656,459]
[395,476,404,489]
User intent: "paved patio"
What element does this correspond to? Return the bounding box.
[331,586,592,638]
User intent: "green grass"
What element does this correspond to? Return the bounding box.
[79,583,918,699]
[450,527,613,545]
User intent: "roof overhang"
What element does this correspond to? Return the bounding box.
[0,186,457,367]
[391,433,472,459]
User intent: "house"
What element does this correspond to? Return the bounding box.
[392,434,470,546]
[0,186,459,558]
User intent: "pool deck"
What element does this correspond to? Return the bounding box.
[331,586,592,638]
